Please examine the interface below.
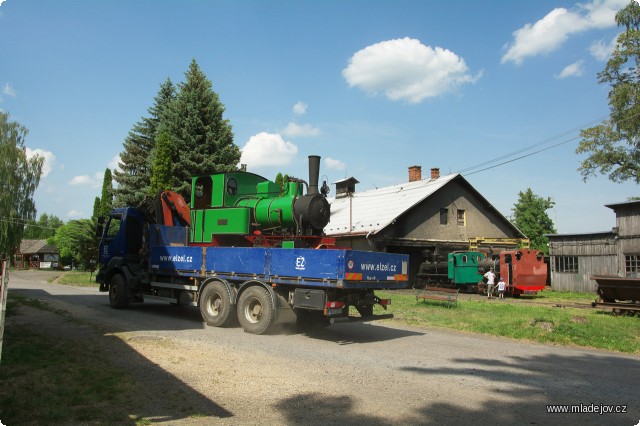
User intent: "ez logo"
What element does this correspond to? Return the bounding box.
[295,256,306,271]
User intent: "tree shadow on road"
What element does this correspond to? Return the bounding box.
[398,351,640,425]
[270,349,640,425]
[1,291,232,424]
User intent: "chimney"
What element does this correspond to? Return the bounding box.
[408,165,422,182]
[308,155,320,195]
[430,168,440,179]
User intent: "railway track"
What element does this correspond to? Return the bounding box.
[394,288,596,310]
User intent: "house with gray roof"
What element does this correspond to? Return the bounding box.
[15,239,60,269]
[323,166,526,283]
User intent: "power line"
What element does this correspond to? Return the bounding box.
[464,135,581,176]
[0,217,61,231]
[455,115,610,176]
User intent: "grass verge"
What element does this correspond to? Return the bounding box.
[53,271,98,287]
[375,290,639,354]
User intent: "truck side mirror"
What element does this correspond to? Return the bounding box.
[97,216,105,225]
[95,225,104,238]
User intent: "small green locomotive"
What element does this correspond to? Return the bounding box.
[189,155,331,247]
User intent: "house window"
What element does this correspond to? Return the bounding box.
[440,208,448,225]
[625,255,640,274]
[554,256,578,273]
[457,209,466,226]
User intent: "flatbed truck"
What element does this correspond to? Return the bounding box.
[96,207,409,334]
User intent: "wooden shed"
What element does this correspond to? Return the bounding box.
[547,231,617,292]
[606,200,640,277]
[547,200,640,292]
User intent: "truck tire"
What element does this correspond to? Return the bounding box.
[237,285,274,335]
[200,281,235,327]
[109,274,129,309]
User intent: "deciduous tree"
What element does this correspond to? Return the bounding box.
[52,219,97,270]
[0,112,43,257]
[512,188,556,254]
[577,1,640,184]
[23,213,64,240]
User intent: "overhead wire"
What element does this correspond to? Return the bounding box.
[0,217,61,230]
[455,114,611,176]
[463,134,581,176]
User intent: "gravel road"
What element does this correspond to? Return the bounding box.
[5,270,640,425]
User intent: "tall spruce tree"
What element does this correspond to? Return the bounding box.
[114,78,176,206]
[160,59,241,198]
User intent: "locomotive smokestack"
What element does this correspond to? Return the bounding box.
[308,155,320,195]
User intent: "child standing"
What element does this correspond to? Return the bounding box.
[497,277,506,299]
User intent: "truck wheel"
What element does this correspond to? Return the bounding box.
[200,281,235,327]
[109,274,129,309]
[237,286,274,335]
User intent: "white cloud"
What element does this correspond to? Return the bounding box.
[25,147,55,178]
[66,210,83,219]
[325,157,346,170]
[343,37,481,103]
[2,82,16,97]
[69,175,93,186]
[590,35,618,60]
[69,171,102,188]
[581,0,627,28]
[109,154,122,172]
[556,60,585,78]
[240,132,298,169]
[293,101,307,116]
[502,0,627,65]
[281,122,321,138]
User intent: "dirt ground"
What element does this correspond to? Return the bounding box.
[4,270,639,425]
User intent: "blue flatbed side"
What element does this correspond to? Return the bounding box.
[148,225,409,289]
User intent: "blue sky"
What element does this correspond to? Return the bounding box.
[1,0,637,234]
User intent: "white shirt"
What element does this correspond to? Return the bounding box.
[484,271,496,285]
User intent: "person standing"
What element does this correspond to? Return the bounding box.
[497,277,506,299]
[484,267,496,299]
